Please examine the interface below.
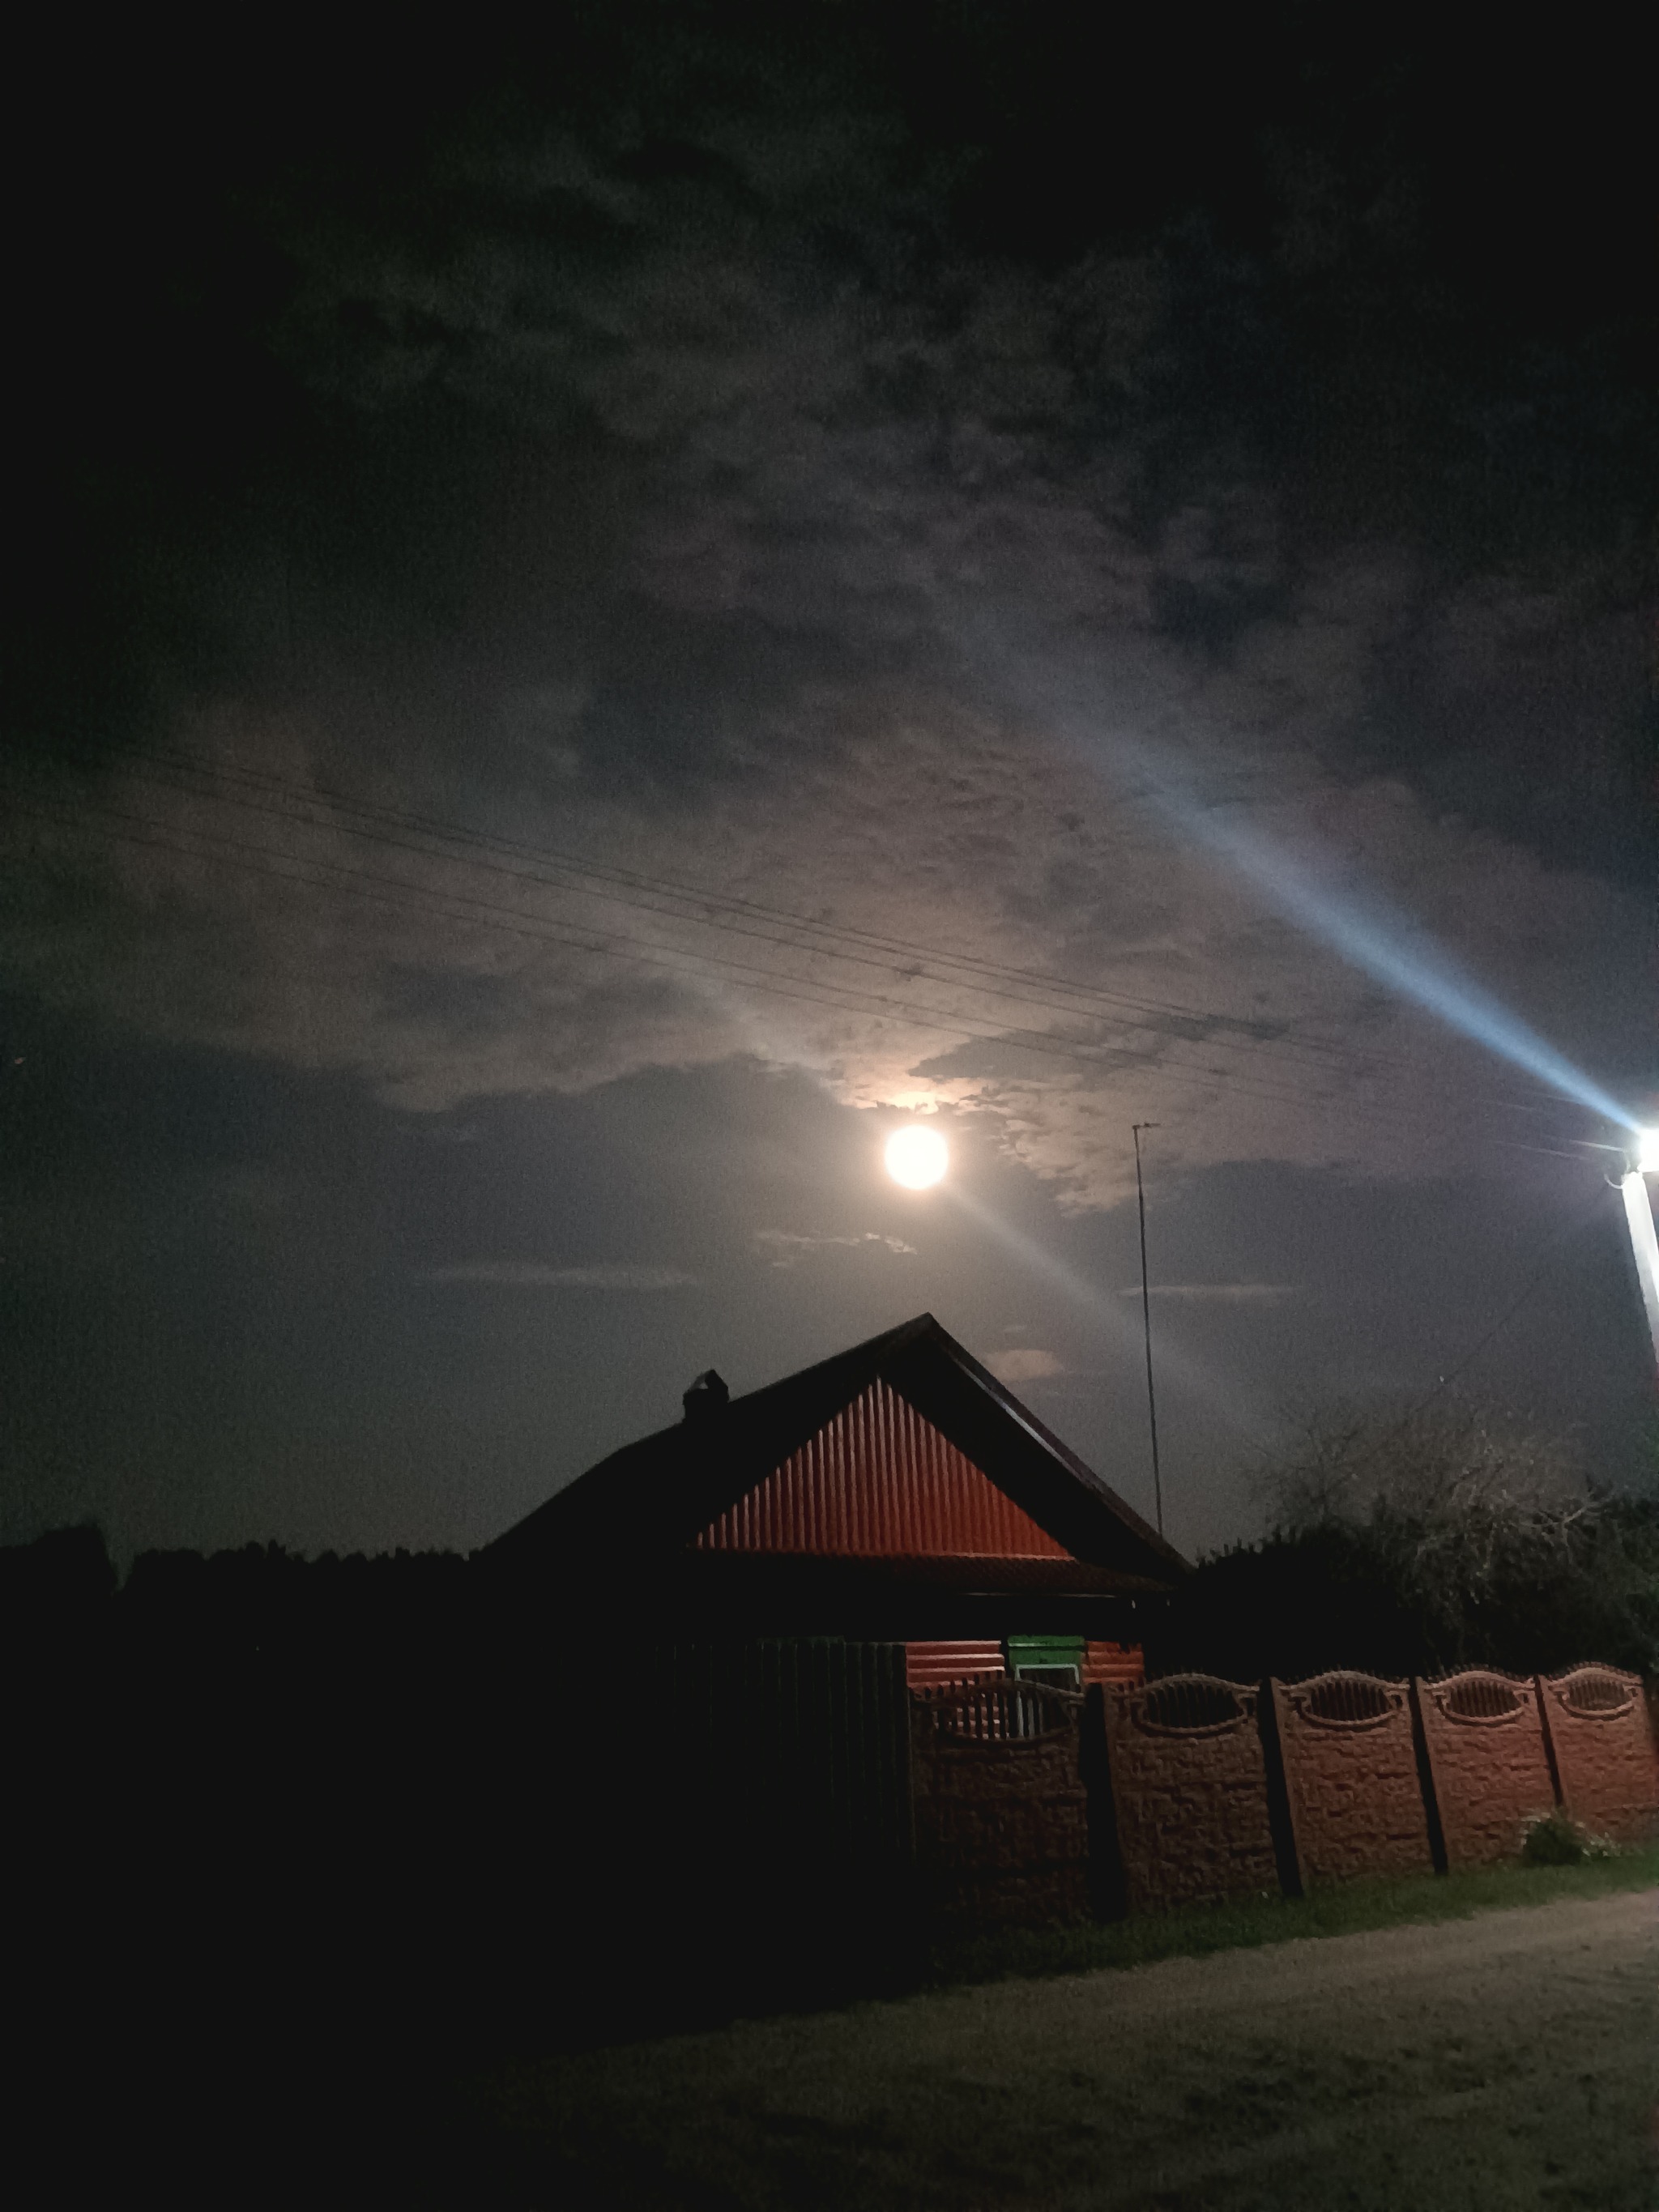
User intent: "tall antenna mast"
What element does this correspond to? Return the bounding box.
[1132,1122,1164,1537]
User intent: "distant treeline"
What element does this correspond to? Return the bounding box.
[1154,1408,1659,1686]
[2,1531,555,2069]
[1154,1496,1659,1684]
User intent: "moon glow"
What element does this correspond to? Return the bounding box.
[885,1125,948,1189]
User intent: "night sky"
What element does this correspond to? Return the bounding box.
[3,9,1654,1565]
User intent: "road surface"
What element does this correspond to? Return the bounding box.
[468,1890,1659,2210]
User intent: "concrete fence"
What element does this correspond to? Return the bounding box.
[1081,1661,1659,1922]
[1413,1669,1558,1870]
[910,1678,1090,1924]
[1100,1673,1282,1912]
[903,1660,1659,1929]
[1269,1670,1435,1887]
[1537,1664,1659,1844]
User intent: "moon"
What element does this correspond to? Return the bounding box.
[885,1125,948,1189]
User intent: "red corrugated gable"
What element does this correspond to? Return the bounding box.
[694,1377,1075,1558]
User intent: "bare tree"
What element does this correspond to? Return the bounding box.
[1249,1402,1601,1662]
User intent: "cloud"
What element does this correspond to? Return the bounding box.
[753,1228,917,1268]
[1120,1283,1298,1303]
[983,1347,1065,1384]
[2,79,1648,1215]
[418,1262,697,1290]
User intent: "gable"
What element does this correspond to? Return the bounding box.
[693,1378,1076,1558]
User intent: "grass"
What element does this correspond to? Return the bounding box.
[473,1845,1659,2063]
[922,1843,1659,1994]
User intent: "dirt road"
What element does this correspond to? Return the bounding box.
[473,1890,1659,2210]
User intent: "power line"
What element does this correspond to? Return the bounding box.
[1400,1190,1612,1421]
[8,745,1584,1143]
[49,738,1574,1115]
[10,782,1550,1152]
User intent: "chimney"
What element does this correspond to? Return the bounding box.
[682,1368,730,1421]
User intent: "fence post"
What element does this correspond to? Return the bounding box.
[1408,1677,1449,1875]
[1533,1674,1567,1809]
[1260,1678,1306,1899]
[1080,1682,1126,1920]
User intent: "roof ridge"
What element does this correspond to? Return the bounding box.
[484,1312,1190,1582]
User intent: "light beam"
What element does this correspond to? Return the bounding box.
[1124,754,1640,1133]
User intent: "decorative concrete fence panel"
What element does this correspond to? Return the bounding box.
[910,1679,1089,1925]
[1537,1665,1659,1844]
[1414,1670,1555,1869]
[1270,1671,1435,1886]
[1102,1674,1280,1912]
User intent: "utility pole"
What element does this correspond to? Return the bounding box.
[1132,1122,1164,1538]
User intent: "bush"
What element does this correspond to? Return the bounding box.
[1520,1811,1614,1866]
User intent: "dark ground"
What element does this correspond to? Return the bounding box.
[18,1875,1656,2206]
[437,1889,1658,2210]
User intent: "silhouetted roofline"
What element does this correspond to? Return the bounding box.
[485,1312,1191,1584]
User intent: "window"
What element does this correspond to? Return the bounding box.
[1005,1634,1083,1689]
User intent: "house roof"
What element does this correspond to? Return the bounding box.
[486,1313,1190,1589]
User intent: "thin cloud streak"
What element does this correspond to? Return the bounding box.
[418,1262,697,1290]
[983,1347,1065,1383]
[753,1229,917,1262]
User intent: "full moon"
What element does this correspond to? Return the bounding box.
[885,1125,948,1189]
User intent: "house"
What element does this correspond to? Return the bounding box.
[486,1313,1189,1687]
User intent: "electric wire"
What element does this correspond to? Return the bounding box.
[2,758,1598,1150]
[6,782,1566,1159]
[113,738,1577,1113]
[1399,1190,1614,1421]
[10,744,1589,1138]
[6,784,1451,1133]
[8,781,1560,1150]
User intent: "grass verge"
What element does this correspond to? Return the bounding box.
[923,1843,1659,1993]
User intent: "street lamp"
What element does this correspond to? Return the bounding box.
[1618,1133,1659,1375]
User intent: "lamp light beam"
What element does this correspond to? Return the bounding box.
[1135,773,1640,1134]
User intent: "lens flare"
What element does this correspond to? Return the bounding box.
[885,1125,948,1189]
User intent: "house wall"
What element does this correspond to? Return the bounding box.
[906,1640,1004,1690]
[1537,1665,1659,1843]
[1270,1673,1434,1886]
[1102,1675,1280,1912]
[1084,1640,1144,1687]
[1413,1671,1556,1869]
[906,1639,1145,1691]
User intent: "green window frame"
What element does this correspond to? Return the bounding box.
[1005,1634,1084,1689]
